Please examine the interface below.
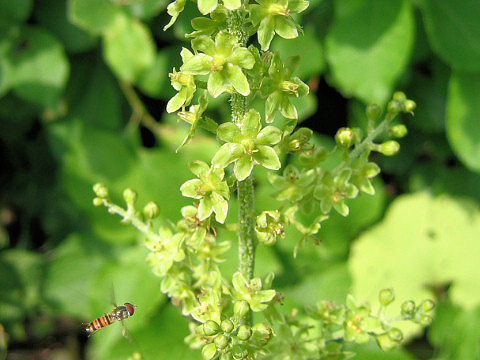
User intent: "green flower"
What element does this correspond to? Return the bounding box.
[167,49,197,113]
[250,0,309,50]
[177,205,208,248]
[350,153,381,195]
[261,54,309,122]
[278,121,313,153]
[191,288,223,323]
[344,295,380,344]
[313,169,359,216]
[176,91,215,151]
[181,160,230,223]
[181,31,255,98]
[268,165,315,202]
[145,227,185,276]
[164,0,186,30]
[212,109,282,181]
[187,6,228,38]
[255,210,285,245]
[231,272,276,311]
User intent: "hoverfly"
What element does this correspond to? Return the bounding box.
[85,302,136,335]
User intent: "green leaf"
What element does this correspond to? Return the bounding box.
[68,0,122,34]
[350,193,480,338]
[421,0,480,72]
[103,13,156,83]
[9,26,70,107]
[34,0,97,53]
[325,0,414,104]
[446,72,480,173]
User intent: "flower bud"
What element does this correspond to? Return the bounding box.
[202,343,216,360]
[403,100,416,112]
[419,314,433,326]
[377,140,400,156]
[143,201,160,219]
[93,183,109,198]
[393,91,407,103]
[366,104,382,122]
[379,288,395,306]
[237,324,252,341]
[335,127,355,148]
[388,328,403,342]
[252,322,272,343]
[214,334,229,349]
[401,300,415,317]
[93,197,103,207]
[387,100,402,114]
[203,320,221,336]
[231,345,247,360]
[420,299,435,313]
[123,188,137,204]
[234,300,250,318]
[391,124,408,138]
[221,319,234,333]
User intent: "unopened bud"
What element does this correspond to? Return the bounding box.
[401,300,416,317]
[387,100,402,114]
[93,197,103,207]
[420,299,435,313]
[366,104,382,122]
[93,183,109,198]
[335,127,355,148]
[143,201,160,219]
[393,91,407,103]
[403,99,416,113]
[377,140,400,156]
[388,328,403,342]
[203,320,221,336]
[379,288,395,306]
[234,300,250,318]
[123,188,138,204]
[252,322,272,343]
[391,124,408,138]
[221,319,234,333]
[231,345,247,360]
[419,314,433,326]
[237,324,252,341]
[214,334,229,349]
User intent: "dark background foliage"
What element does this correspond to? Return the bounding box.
[1,0,479,359]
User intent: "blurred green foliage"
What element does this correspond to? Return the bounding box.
[0,0,479,359]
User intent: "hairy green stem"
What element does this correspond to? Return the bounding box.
[227,9,257,283]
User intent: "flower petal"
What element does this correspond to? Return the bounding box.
[181,54,212,75]
[226,64,250,96]
[217,122,241,143]
[256,126,282,145]
[258,17,275,51]
[208,70,228,97]
[274,16,298,39]
[253,145,281,170]
[229,47,255,69]
[212,143,243,167]
[234,155,254,181]
[189,160,210,178]
[198,0,218,14]
[180,179,203,199]
[198,195,214,220]
[192,35,216,55]
[212,192,228,223]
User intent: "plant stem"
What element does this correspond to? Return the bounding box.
[226,9,257,284]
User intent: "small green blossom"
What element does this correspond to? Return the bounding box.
[181,160,230,223]
[255,210,285,245]
[212,109,282,180]
[164,0,186,30]
[250,0,309,50]
[176,91,211,151]
[350,153,381,195]
[313,169,359,216]
[344,295,380,344]
[261,54,309,122]
[167,50,197,114]
[145,227,185,276]
[181,31,255,98]
[231,272,276,311]
[278,121,313,153]
[191,289,223,323]
[177,205,208,248]
[268,165,315,202]
[187,7,228,38]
